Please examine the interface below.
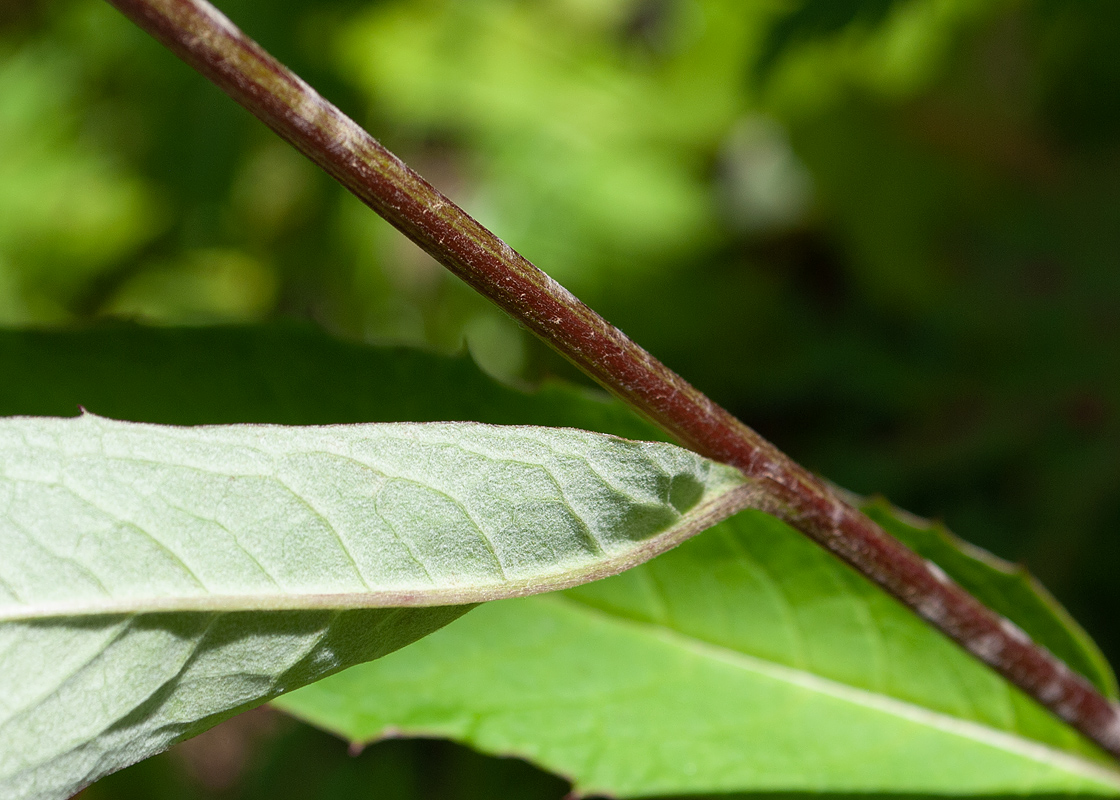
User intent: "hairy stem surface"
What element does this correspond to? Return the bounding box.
[104,0,1120,760]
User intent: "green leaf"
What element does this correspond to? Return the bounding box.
[861,496,1119,700]
[277,509,1120,797]
[4,324,1116,794]
[0,414,746,800]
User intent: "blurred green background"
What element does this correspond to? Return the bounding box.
[2,0,1118,795]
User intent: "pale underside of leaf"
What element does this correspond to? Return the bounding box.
[0,414,751,619]
[0,414,747,800]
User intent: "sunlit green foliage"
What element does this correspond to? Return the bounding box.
[3,0,1120,795]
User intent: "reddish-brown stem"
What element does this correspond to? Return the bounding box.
[106,0,1120,760]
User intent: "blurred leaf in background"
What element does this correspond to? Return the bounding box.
[4,0,1120,795]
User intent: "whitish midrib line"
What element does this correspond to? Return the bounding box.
[560,598,1120,788]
